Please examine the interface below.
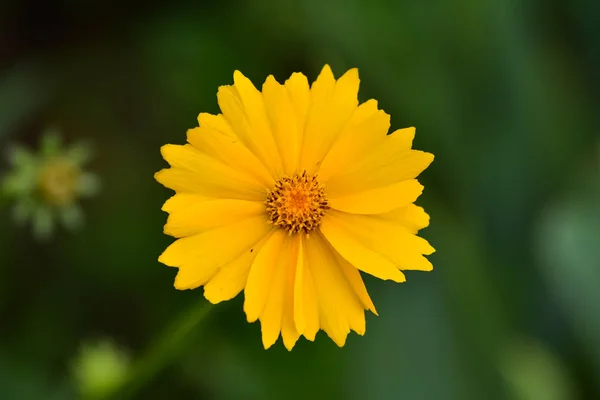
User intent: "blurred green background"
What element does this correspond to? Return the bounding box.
[1,0,599,399]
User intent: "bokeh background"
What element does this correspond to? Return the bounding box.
[1,0,599,399]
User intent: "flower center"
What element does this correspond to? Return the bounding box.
[266,171,329,234]
[38,158,80,206]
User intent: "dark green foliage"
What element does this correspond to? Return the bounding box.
[0,0,598,398]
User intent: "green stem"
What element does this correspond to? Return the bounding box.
[102,299,214,400]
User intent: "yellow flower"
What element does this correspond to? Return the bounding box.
[155,65,435,350]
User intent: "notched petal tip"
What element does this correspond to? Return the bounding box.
[173,281,189,291]
[261,322,281,350]
[412,150,435,174]
[169,268,188,289]
[262,341,274,350]
[263,74,280,87]
[317,64,335,81]
[203,297,220,306]
[422,151,435,166]
[203,293,223,305]
[339,67,360,82]
[401,126,416,139]
[159,144,190,168]
[428,152,435,163]
[331,335,348,348]
[162,224,177,238]
[185,127,199,140]
[159,143,177,156]
[282,335,299,351]
[233,69,245,80]
[286,71,308,81]
[417,212,431,231]
[173,275,195,291]
[284,343,295,351]
[160,202,169,213]
[303,333,316,342]
[157,243,183,268]
[321,64,333,73]
[217,85,235,97]
[233,70,258,90]
[353,325,366,336]
[395,271,407,283]
[414,233,436,256]
[427,244,436,255]
[284,72,310,89]
[232,70,249,86]
[196,112,212,127]
[361,98,380,112]
[154,169,169,184]
[243,304,259,323]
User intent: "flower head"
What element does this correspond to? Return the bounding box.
[1,128,100,240]
[155,65,435,350]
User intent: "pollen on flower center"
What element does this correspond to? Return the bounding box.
[265,171,329,234]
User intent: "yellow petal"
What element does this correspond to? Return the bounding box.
[217,71,283,175]
[320,214,406,282]
[292,236,305,334]
[293,235,320,341]
[346,99,380,128]
[304,234,367,346]
[202,248,255,304]
[203,233,271,304]
[173,261,219,291]
[243,229,286,323]
[318,103,388,182]
[388,126,416,151]
[281,237,302,350]
[187,126,274,186]
[197,113,236,138]
[259,234,301,350]
[378,204,430,234]
[324,210,434,273]
[300,66,359,174]
[161,193,207,213]
[158,216,271,290]
[164,199,266,238]
[332,250,377,316]
[262,75,300,176]
[327,149,433,197]
[328,179,424,215]
[155,144,265,200]
[284,72,310,138]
